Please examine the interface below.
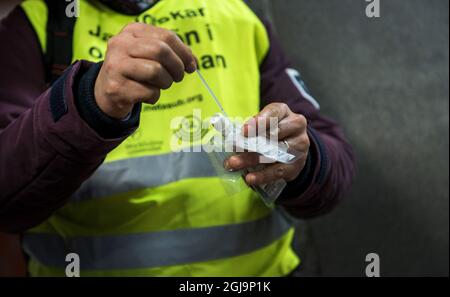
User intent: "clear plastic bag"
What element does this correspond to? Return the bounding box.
[206,136,248,195]
[207,113,303,206]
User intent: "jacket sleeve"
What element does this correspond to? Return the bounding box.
[0,7,137,232]
[259,21,355,219]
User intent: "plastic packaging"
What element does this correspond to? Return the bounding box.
[195,70,301,206]
[208,113,303,206]
[210,114,303,164]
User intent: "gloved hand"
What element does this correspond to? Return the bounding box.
[224,103,310,186]
[94,23,197,119]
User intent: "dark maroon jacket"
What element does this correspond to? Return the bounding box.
[0,6,355,233]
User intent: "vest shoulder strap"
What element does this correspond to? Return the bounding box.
[44,0,76,84]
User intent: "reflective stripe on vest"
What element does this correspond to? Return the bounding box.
[23,211,290,270]
[20,0,300,276]
[72,149,215,202]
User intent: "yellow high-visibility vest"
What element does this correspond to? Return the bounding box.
[21,0,299,276]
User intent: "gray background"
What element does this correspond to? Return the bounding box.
[250,0,449,276]
[1,0,449,276]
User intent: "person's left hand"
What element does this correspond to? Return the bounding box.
[224,103,310,186]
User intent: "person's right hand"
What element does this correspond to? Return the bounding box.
[94,23,197,119]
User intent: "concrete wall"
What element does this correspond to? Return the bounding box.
[263,0,448,276]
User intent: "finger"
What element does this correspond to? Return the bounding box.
[161,31,197,73]
[128,38,185,82]
[121,59,174,90]
[276,114,308,140]
[224,152,261,171]
[126,24,196,73]
[243,103,291,137]
[283,133,310,153]
[121,79,161,105]
[245,163,301,186]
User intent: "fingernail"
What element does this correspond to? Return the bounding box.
[194,56,199,68]
[246,174,256,185]
[186,61,196,73]
[224,160,231,170]
[275,167,285,177]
